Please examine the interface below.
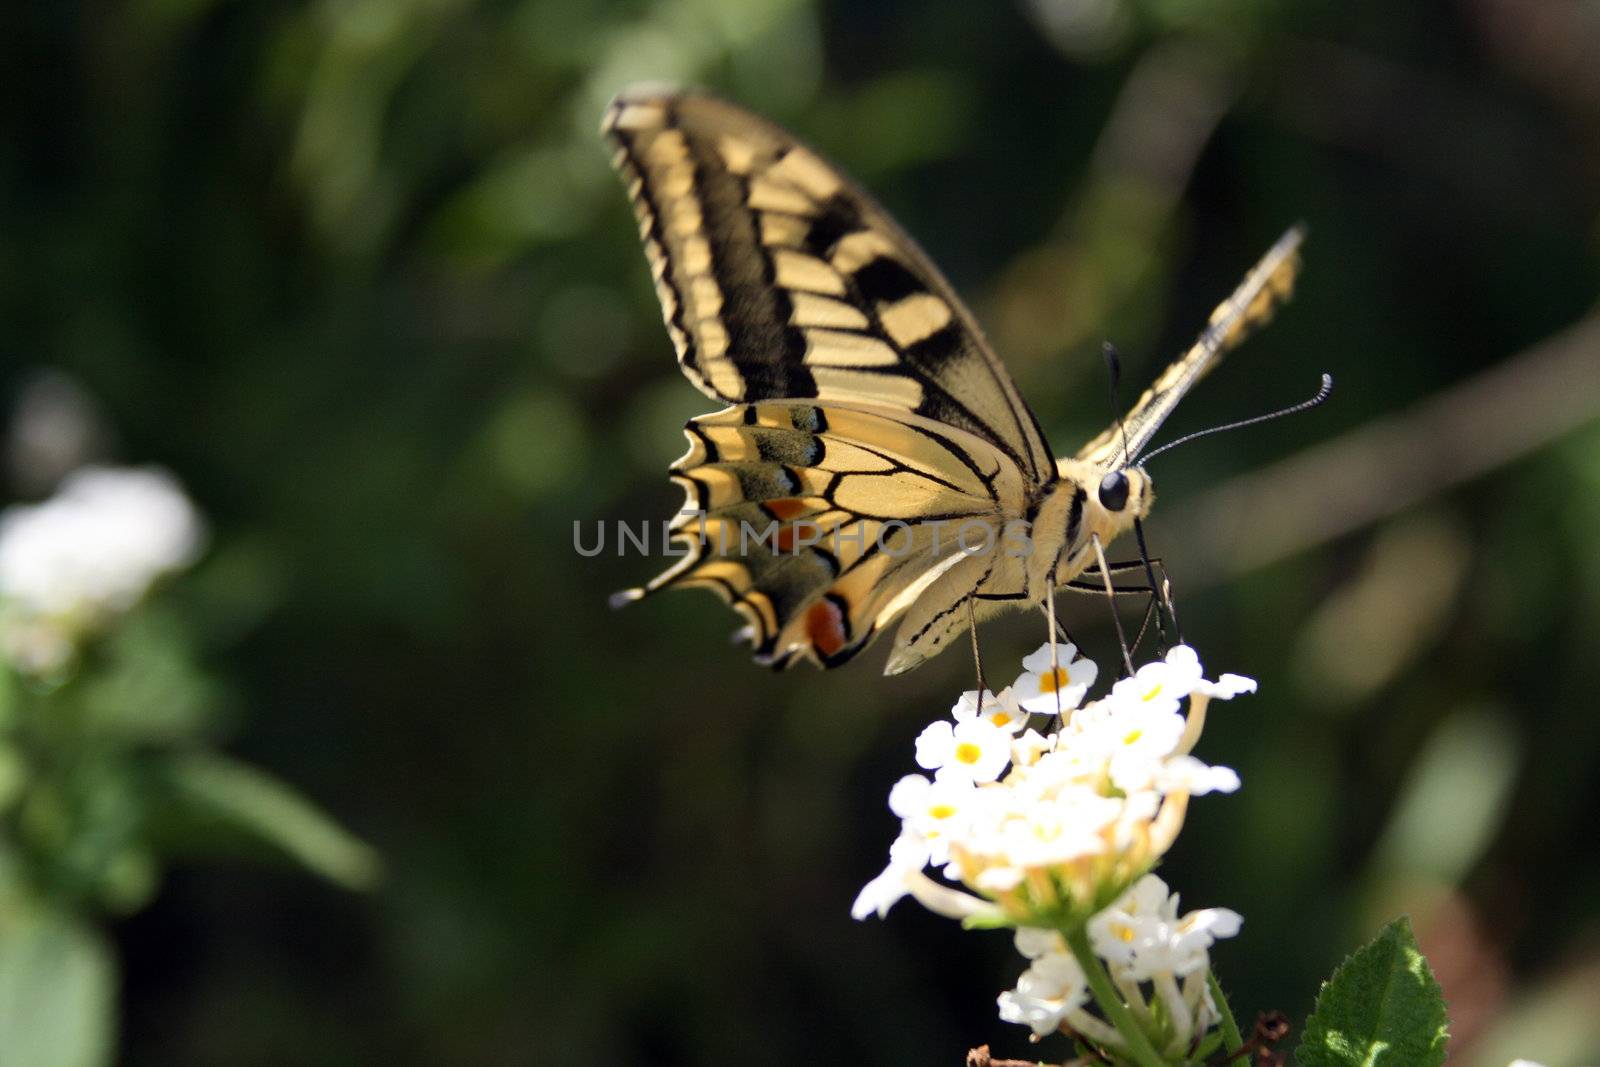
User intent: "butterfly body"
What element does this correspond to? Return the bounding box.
[604,85,1300,674]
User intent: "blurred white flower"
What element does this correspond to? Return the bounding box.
[997,948,1090,1037]
[1012,642,1097,714]
[1009,727,1052,768]
[1153,754,1242,796]
[0,465,203,671]
[850,832,929,920]
[997,785,1122,869]
[1088,873,1242,981]
[1013,925,1063,959]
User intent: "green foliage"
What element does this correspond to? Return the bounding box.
[148,752,380,891]
[0,903,116,1067]
[1296,917,1449,1067]
[0,589,376,1063]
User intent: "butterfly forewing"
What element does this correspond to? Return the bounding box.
[1076,225,1306,468]
[603,87,1056,484]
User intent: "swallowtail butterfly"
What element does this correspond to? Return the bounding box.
[604,85,1301,674]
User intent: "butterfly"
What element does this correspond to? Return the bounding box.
[603,85,1302,675]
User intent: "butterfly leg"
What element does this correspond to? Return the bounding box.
[1045,569,1065,724]
[1091,533,1137,677]
[1133,517,1181,649]
[967,595,988,714]
[1041,596,1082,647]
[1127,594,1161,661]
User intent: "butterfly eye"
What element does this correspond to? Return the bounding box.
[1098,471,1130,512]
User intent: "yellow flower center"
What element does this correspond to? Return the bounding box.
[928,803,957,820]
[1112,921,1135,943]
[990,711,1013,727]
[1141,681,1164,701]
[1038,665,1072,693]
[955,741,983,765]
[1122,728,1143,746]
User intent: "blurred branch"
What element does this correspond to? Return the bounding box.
[1166,309,1600,582]
[965,1045,1074,1067]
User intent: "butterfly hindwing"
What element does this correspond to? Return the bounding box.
[603,86,1056,487]
[618,400,1030,669]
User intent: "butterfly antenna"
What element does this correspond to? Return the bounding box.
[1103,342,1133,470]
[1140,374,1333,465]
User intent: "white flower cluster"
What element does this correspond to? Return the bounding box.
[853,643,1253,927]
[0,466,204,673]
[1000,873,1241,1052]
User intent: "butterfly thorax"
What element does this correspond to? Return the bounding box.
[1025,459,1154,598]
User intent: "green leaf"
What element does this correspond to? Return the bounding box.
[152,752,381,891]
[76,609,221,742]
[0,904,117,1067]
[1297,916,1449,1067]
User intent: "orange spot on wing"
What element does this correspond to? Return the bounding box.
[805,597,849,657]
[766,498,808,521]
[774,521,817,553]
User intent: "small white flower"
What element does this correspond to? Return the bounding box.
[1151,645,1257,700]
[973,864,1027,893]
[1070,698,1187,793]
[999,786,1121,869]
[1014,926,1065,959]
[1203,673,1257,699]
[914,717,1012,784]
[1109,649,1199,712]
[998,950,1089,1037]
[1153,754,1241,796]
[1013,642,1098,714]
[953,686,1030,734]
[888,774,977,864]
[1009,727,1052,768]
[851,832,930,919]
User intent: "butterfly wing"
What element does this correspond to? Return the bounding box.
[1076,225,1306,469]
[603,85,1056,485]
[613,400,1030,669]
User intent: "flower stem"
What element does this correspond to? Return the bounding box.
[1206,971,1243,1053]
[1064,926,1167,1067]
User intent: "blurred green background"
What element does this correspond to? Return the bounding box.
[3,0,1599,1063]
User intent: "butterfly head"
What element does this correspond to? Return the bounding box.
[1092,464,1153,525]
[1049,458,1154,567]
